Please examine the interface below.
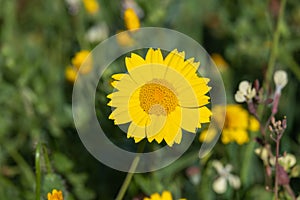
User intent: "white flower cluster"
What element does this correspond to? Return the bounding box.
[212,160,241,194]
[235,81,256,103]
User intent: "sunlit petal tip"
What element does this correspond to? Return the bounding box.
[193,61,200,69]
[111,81,118,88]
[130,53,140,59]
[108,113,114,120]
[186,57,195,63]
[112,73,125,80]
[146,48,155,55]
[178,51,185,58]
[172,48,178,53]
[107,101,112,106]
[107,93,114,99]
[134,137,144,143]
[207,86,212,92]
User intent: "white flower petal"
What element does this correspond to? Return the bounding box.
[212,160,224,175]
[255,147,269,165]
[248,88,256,99]
[225,164,233,173]
[239,81,251,93]
[274,70,288,89]
[235,91,246,103]
[213,177,227,194]
[269,157,276,166]
[279,153,297,171]
[228,174,241,189]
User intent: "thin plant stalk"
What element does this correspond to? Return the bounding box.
[274,136,280,200]
[115,141,145,200]
[115,155,141,200]
[265,0,287,93]
[35,143,42,200]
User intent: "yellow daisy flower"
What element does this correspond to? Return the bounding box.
[107,48,211,146]
[124,8,140,30]
[144,191,172,200]
[47,189,63,200]
[82,0,99,15]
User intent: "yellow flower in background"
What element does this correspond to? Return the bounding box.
[199,104,259,145]
[211,53,228,71]
[65,50,92,83]
[144,191,173,200]
[124,8,140,30]
[116,30,135,46]
[71,50,92,74]
[65,65,77,82]
[108,48,211,146]
[82,0,99,15]
[249,116,260,131]
[198,128,217,143]
[47,189,63,200]
[221,105,258,145]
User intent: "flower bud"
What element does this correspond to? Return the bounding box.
[274,70,288,91]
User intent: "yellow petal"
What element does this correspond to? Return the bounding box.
[145,114,166,138]
[181,108,199,132]
[127,64,153,85]
[164,49,185,71]
[109,107,131,125]
[163,107,182,146]
[128,88,150,126]
[174,130,182,144]
[125,53,146,72]
[112,73,125,80]
[198,106,212,126]
[161,191,173,200]
[145,48,164,64]
[127,122,146,139]
[111,74,137,91]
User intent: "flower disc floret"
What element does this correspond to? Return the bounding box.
[139,80,178,115]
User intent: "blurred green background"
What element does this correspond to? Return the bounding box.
[0,0,299,199]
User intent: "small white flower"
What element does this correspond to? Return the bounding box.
[85,23,109,43]
[65,0,80,15]
[274,70,288,91]
[269,153,296,171]
[255,147,269,165]
[212,160,241,194]
[235,81,256,103]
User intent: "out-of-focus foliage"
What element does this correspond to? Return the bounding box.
[0,0,299,199]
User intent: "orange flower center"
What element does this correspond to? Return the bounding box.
[139,79,178,116]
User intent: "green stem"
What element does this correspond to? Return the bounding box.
[35,143,42,200]
[115,156,140,200]
[42,144,52,174]
[115,142,145,200]
[265,0,287,93]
